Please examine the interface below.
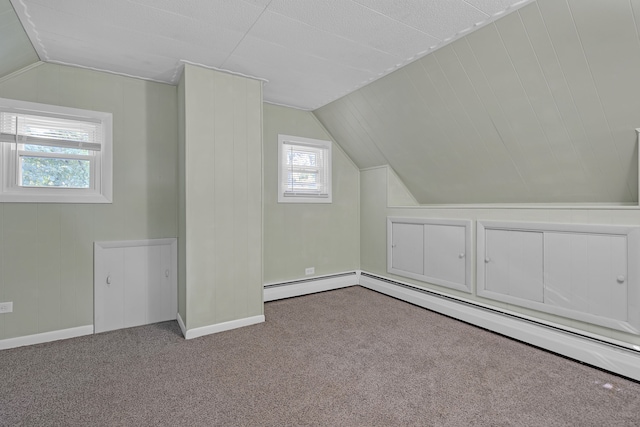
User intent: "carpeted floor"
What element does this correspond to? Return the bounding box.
[1,286,639,426]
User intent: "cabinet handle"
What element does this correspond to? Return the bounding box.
[485,257,491,263]
[106,275,111,285]
[391,244,397,248]
[458,253,465,259]
[165,269,170,278]
[617,275,626,283]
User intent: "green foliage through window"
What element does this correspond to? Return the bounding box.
[21,156,90,188]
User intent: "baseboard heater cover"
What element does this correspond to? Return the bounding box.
[264,271,359,302]
[359,272,640,382]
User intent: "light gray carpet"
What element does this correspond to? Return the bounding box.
[1,286,639,426]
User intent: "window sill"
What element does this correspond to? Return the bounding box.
[0,189,112,203]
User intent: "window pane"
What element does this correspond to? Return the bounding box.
[287,150,318,167]
[24,144,90,156]
[20,156,90,188]
[288,171,319,191]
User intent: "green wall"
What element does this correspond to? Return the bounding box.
[360,165,640,346]
[0,63,178,340]
[263,103,360,283]
[179,64,263,331]
[0,0,38,79]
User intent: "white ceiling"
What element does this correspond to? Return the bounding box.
[11,0,535,110]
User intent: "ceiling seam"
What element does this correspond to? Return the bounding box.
[534,0,607,196]
[309,0,539,110]
[459,36,531,196]
[349,0,443,41]
[431,50,493,164]
[492,18,572,188]
[565,0,634,201]
[516,8,591,188]
[220,0,274,70]
[416,57,468,184]
[14,0,48,60]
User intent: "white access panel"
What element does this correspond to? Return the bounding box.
[390,222,424,275]
[545,233,627,322]
[484,229,544,302]
[94,238,177,334]
[388,217,472,293]
[424,224,466,288]
[477,221,640,334]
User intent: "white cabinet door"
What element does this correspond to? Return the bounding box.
[424,224,466,287]
[94,247,126,333]
[391,222,424,275]
[485,229,543,302]
[545,232,627,322]
[95,239,177,334]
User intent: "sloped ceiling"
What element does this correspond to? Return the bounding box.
[0,0,38,79]
[10,0,533,110]
[314,0,640,204]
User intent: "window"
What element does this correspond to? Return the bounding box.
[278,134,331,203]
[0,98,112,203]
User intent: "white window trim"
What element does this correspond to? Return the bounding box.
[0,98,112,203]
[278,134,332,204]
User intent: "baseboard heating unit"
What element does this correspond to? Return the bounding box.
[358,272,640,382]
[264,271,359,302]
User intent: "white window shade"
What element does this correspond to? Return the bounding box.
[0,111,102,150]
[278,134,332,203]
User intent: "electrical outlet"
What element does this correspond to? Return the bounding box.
[305,267,315,276]
[0,302,13,313]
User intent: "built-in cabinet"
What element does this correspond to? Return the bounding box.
[94,239,177,334]
[388,217,472,293]
[388,217,640,334]
[477,221,640,334]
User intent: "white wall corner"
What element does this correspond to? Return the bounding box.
[177,312,187,338]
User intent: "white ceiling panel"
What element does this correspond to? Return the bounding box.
[464,0,531,16]
[352,0,490,40]
[267,0,441,59]
[10,0,536,109]
[245,11,402,74]
[127,0,267,34]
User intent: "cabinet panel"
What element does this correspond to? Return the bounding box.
[545,232,627,321]
[485,229,544,302]
[94,239,177,334]
[388,217,471,292]
[94,247,125,333]
[424,224,466,286]
[391,222,424,275]
[478,221,640,334]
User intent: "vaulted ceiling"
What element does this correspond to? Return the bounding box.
[315,0,640,204]
[8,0,533,110]
[3,0,639,204]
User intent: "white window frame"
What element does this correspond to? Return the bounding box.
[0,97,112,203]
[278,134,332,204]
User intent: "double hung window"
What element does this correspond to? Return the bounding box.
[0,98,112,203]
[278,134,332,203]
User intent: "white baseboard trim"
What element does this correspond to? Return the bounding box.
[264,271,358,302]
[184,315,265,340]
[359,272,640,382]
[0,325,94,350]
[177,312,187,338]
